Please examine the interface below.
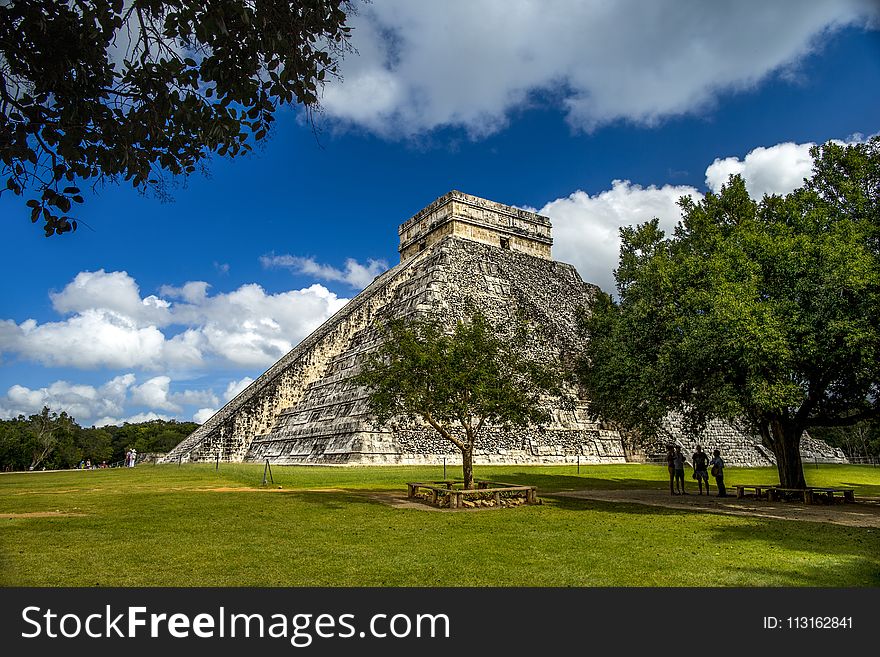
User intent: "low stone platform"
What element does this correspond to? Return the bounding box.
[407,479,539,509]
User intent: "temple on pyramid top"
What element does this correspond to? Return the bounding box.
[398,190,553,262]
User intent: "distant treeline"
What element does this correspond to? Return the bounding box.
[810,421,880,462]
[0,407,197,471]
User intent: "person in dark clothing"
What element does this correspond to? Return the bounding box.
[673,445,688,494]
[692,444,710,495]
[666,445,676,495]
[710,449,727,497]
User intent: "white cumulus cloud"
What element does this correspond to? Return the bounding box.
[704,136,872,198]
[0,272,349,371]
[51,269,171,326]
[323,0,878,136]
[705,142,816,198]
[224,376,254,402]
[541,137,871,293]
[0,373,226,427]
[0,311,171,369]
[542,180,702,294]
[261,254,388,289]
[188,376,256,425]
[94,411,173,427]
[130,376,216,413]
[0,374,135,425]
[192,408,216,424]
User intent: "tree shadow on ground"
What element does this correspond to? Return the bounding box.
[544,495,880,580]
[839,481,880,497]
[271,490,364,511]
[717,562,880,587]
[476,472,668,492]
[477,470,880,497]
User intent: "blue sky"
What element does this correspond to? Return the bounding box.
[1,1,879,426]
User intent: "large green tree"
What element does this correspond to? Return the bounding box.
[0,0,352,236]
[579,139,880,488]
[355,312,565,490]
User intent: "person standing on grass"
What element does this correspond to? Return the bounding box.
[673,445,688,494]
[710,449,727,497]
[666,445,676,495]
[692,444,710,495]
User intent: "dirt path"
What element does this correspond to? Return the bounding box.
[553,489,880,528]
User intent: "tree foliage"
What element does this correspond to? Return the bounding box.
[810,421,880,461]
[578,138,880,488]
[0,409,198,470]
[0,0,353,235]
[354,312,566,489]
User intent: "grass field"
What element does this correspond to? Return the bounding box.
[1,463,879,587]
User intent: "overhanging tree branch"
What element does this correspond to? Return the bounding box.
[0,0,355,237]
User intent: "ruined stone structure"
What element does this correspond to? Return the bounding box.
[647,416,847,467]
[162,191,845,467]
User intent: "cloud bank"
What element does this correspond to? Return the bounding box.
[323,0,878,136]
[544,139,851,293]
[0,272,349,370]
[0,373,222,427]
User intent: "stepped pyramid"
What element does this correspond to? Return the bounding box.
[162,191,627,465]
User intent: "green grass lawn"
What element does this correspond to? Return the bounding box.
[1,463,879,587]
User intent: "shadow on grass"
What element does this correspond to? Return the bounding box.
[302,488,880,586]
[544,495,880,580]
[840,481,880,497]
[275,490,383,512]
[478,468,880,497]
[476,472,667,493]
[720,563,880,587]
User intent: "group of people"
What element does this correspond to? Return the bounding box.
[77,459,109,469]
[667,444,727,497]
[124,449,138,468]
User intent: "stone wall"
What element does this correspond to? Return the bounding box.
[644,414,848,466]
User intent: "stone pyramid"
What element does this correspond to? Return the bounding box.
[161,191,846,467]
[162,191,626,465]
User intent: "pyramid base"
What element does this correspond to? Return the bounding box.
[243,428,628,466]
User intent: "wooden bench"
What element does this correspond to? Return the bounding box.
[768,487,855,504]
[813,487,856,503]
[734,484,772,499]
[407,480,456,498]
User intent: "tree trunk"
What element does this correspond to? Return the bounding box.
[30,444,52,470]
[767,418,807,489]
[461,444,475,490]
